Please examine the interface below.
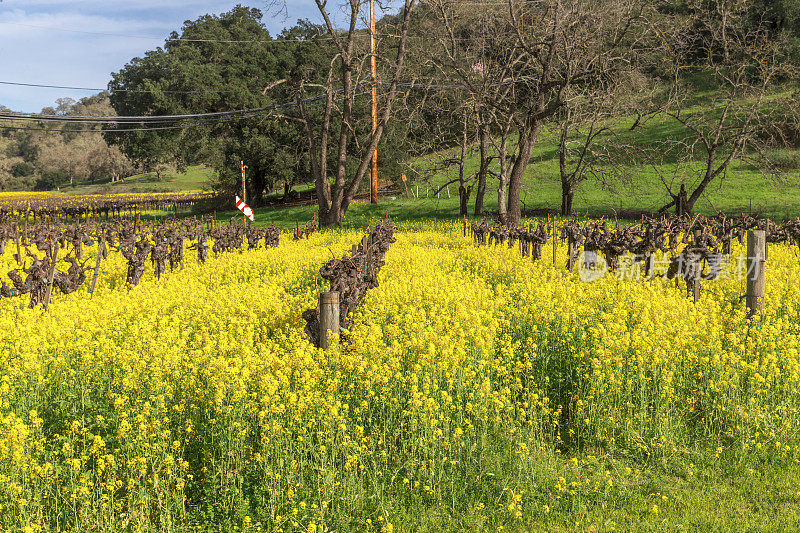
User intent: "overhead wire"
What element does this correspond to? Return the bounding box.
[0,90,373,133]
[0,21,335,43]
[0,20,527,44]
[0,75,535,119]
[0,77,475,125]
[0,80,261,94]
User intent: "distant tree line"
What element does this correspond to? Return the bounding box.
[0,95,134,191]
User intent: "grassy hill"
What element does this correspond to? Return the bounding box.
[410,107,800,221]
[60,165,215,195]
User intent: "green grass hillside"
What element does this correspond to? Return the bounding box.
[411,110,800,220]
[61,165,215,195]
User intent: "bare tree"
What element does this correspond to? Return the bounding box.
[428,0,642,225]
[294,0,418,227]
[557,97,610,215]
[473,105,491,216]
[654,1,793,215]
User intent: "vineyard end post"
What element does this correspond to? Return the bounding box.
[319,291,340,349]
[89,236,106,300]
[746,230,766,324]
[14,223,21,265]
[43,240,60,310]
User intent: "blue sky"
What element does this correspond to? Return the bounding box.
[0,0,387,112]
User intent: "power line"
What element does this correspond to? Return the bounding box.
[0,82,380,124]
[0,90,371,133]
[0,76,519,96]
[0,75,533,118]
[0,21,332,44]
[0,114,267,132]
[0,20,523,44]
[0,103,294,124]
[0,80,261,94]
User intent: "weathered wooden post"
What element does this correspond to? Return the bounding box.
[689,228,702,303]
[43,240,60,310]
[552,219,557,266]
[89,236,106,300]
[14,223,21,265]
[746,230,766,323]
[319,291,340,349]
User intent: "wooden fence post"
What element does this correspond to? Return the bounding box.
[690,228,702,303]
[552,218,557,265]
[14,223,21,265]
[90,236,106,300]
[746,230,766,323]
[43,240,60,310]
[319,291,340,349]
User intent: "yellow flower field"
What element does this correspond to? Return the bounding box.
[1,221,799,531]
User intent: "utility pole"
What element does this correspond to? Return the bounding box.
[241,160,247,227]
[370,0,378,204]
[241,161,247,203]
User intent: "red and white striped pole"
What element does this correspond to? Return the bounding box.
[240,160,247,226]
[240,161,247,202]
[235,196,255,222]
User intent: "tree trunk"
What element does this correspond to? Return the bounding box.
[561,180,573,215]
[497,133,510,224]
[506,124,539,226]
[250,184,264,208]
[458,111,470,217]
[474,120,489,217]
[327,59,354,227]
[459,184,472,216]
